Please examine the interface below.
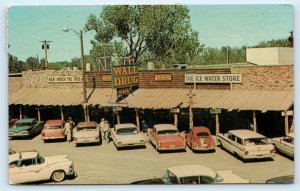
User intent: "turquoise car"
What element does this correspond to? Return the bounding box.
[9,118,44,139]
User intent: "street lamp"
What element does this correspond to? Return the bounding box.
[63,27,88,121]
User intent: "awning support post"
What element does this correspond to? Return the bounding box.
[174,113,178,129]
[83,105,87,122]
[87,106,90,122]
[285,115,289,135]
[252,111,257,132]
[37,107,41,121]
[19,105,23,119]
[116,111,120,124]
[60,106,64,121]
[215,113,220,135]
[135,108,140,131]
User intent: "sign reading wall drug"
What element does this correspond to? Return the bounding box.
[48,76,82,83]
[185,74,242,83]
[112,65,138,88]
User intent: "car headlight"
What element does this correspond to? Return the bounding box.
[245,151,249,155]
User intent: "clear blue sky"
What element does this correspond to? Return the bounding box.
[8,4,293,62]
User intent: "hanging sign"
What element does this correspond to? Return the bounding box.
[112,65,138,88]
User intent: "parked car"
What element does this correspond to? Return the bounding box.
[9,116,18,128]
[9,150,76,184]
[73,121,101,146]
[270,133,294,158]
[217,129,275,161]
[186,126,216,152]
[41,120,65,142]
[148,124,186,152]
[9,118,44,139]
[266,175,294,184]
[110,123,146,149]
[131,165,249,184]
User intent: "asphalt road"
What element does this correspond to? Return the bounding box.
[8,134,294,184]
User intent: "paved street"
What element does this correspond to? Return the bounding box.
[9,134,294,184]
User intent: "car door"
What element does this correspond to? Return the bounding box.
[280,136,294,157]
[14,158,46,183]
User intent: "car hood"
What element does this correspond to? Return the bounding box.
[115,133,145,141]
[75,130,99,138]
[9,126,32,133]
[217,170,249,183]
[44,155,71,165]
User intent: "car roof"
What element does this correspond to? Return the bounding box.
[192,126,211,133]
[9,151,39,163]
[77,121,97,127]
[45,120,64,126]
[228,129,266,139]
[154,124,177,131]
[115,123,137,129]
[168,165,216,178]
[16,118,36,123]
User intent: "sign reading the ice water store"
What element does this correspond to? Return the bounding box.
[48,76,82,83]
[112,64,138,88]
[185,74,242,84]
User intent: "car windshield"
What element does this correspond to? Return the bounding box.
[117,127,138,135]
[45,125,62,129]
[157,129,178,135]
[14,122,32,127]
[197,132,209,137]
[77,126,97,131]
[244,138,269,146]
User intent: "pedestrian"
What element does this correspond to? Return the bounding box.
[68,117,75,139]
[99,118,105,140]
[103,120,110,143]
[141,120,148,133]
[64,119,72,143]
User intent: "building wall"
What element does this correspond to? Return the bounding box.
[246,47,293,65]
[232,65,293,91]
[22,70,82,88]
[19,65,293,91]
[9,77,23,95]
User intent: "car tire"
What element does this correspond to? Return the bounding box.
[51,170,66,182]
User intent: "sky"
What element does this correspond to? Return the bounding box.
[7,4,293,62]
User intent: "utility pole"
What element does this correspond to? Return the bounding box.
[40,40,52,69]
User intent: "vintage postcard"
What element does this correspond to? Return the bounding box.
[8,4,294,184]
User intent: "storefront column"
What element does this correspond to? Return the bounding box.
[174,113,178,129]
[87,106,90,122]
[135,109,140,131]
[252,111,257,132]
[19,105,23,119]
[285,115,289,135]
[60,106,64,121]
[83,105,87,122]
[37,107,41,121]
[215,113,220,134]
[116,111,120,124]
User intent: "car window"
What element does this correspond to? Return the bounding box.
[77,126,97,131]
[244,138,269,146]
[19,158,35,167]
[283,136,293,144]
[164,170,179,184]
[236,137,243,145]
[197,132,209,137]
[37,157,45,164]
[180,176,200,184]
[200,176,215,184]
[45,125,63,129]
[9,161,18,168]
[228,134,235,141]
[15,122,32,127]
[157,129,178,135]
[116,127,138,135]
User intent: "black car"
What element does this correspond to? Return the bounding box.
[266,175,294,184]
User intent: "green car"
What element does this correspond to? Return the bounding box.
[9,118,44,139]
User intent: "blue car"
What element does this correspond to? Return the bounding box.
[9,118,44,139]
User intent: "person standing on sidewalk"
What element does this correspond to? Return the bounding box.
[103,120,110,143]
[64,119,72,143]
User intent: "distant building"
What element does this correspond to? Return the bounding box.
[246,47,293,65]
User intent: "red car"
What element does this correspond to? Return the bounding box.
[186,126,216,152]
[41,120,65,142]
[149,124,186,152]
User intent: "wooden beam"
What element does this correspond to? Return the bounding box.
[19,105,23,119]
[37,107,41,121]
[60,106,64,121]
[253,111,257,132]
[285,115,289,135]
[136,109,140,131]
[174,113,178,129]
[87,106,90,122]
[117,111,120,124]
[215,113,220,134]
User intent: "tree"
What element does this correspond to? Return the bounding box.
[8,54,24,73]
[25,57,39,70]
[85,5,200,66]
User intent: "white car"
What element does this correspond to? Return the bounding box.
[217,129,275,161]
[110,123,146,148]
[270,133,294,158]
[73,121,101,146]
[9,150,76,184]
[161,165,249,184]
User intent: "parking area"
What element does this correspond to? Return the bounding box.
[8,133,294,184]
